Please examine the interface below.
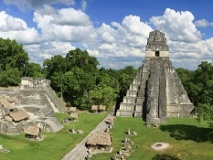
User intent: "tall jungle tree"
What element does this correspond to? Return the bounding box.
[0,38,30,86]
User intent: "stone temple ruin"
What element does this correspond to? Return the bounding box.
[116,30,194,125]
[0,77,67,135]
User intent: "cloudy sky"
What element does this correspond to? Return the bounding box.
[0,0,213,70]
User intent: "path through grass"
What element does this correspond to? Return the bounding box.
[0,112,107,160]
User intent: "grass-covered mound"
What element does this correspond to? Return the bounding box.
[0,112,107,160]
[91,117,213,160]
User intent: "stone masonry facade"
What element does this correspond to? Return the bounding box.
[116,30,194,124]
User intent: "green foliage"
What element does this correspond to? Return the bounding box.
[43,49,122,109]
[194,61,213,105]
[0,65,21,86]
[0,38,29,73]
[196,103,213,125]
[89,83,118,107]
[43,55,67,79]
[65,67,96,110]
[25,62,44,78]
[0,38,28,86]
[44,49,100,109]
[0,38,43,86]
[177,61,213,127]
[66,48,99,72]
[91,68,120,108]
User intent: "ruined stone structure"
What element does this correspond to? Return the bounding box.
[116,30,194,124]
[0,78,67,135]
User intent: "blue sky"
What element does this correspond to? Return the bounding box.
[0,0,213,70]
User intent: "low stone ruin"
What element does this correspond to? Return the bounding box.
[105,117,115,129]
[69,126,84,135]
[62,107,79,124]
[86,132,113,154]
[24,125,44,141]
[70,112,79,121]
[0,145,10,153]
[112,128,136,160]
[113,136,134,160]
[90,105,107,113]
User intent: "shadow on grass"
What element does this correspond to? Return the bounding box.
[152,154,180,160]
[160,124,213,143]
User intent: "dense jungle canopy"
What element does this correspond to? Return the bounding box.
[0,38,212,126]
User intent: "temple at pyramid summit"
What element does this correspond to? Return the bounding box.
[116,30,194,125]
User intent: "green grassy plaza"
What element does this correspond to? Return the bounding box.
[91,117,213,160]
[0,112,212,160]
[0,112,107,160]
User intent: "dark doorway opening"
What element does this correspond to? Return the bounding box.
[155,51,160,57]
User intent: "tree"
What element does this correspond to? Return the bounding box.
[44,48,101,109]
[50,71,65,98]
[66,48,99,72]
[25,62,44,78]
[0,65,21,86]
[89,83,118,107]
[196,103,212,124]
[193,62,213,105]
[177,61,213,127]
[0,38,29,72]
[0,38,30,86]
[43,55,67,79]
[193,61,213,126]
[60,67,96,110]
[97,69,119,92]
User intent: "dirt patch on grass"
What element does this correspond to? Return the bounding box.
[151,142,170,151]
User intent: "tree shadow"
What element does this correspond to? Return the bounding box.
[159,124,213,143]
[152,154,181,160]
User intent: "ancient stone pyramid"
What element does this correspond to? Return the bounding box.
[116,30,194,125]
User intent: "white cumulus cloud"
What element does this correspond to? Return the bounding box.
[33,6,95,42]
[194,19,210,27]
[150,8,202,43]
[0,11,40,44]
[194,19,213,27]
[93,15,152,56]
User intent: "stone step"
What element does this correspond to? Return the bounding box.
[42,117,64,132]
[116,110,134,117]
[129,84,140,90]
[126,90,138,96]
[119,102,135,110]
[122,96,136,103]
[37,106,54,117]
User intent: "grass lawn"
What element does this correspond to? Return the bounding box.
[91,117,213,160]
[0,112,108,160]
